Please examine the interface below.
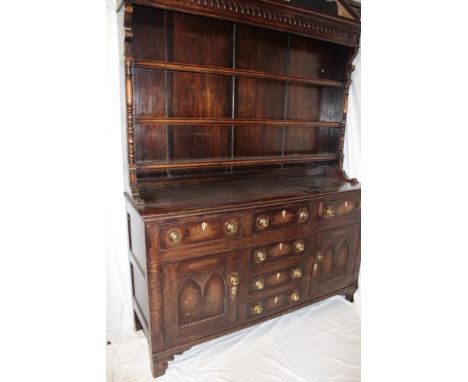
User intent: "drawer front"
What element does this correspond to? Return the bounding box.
[250,237,308,267]
[247,285,303,318]
[160,214,242,249]
[253,205,310,233]
[316,196,360,221]
[249,263,305,294]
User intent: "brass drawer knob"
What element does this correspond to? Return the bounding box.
[323,207,335,217]
[290,292,300,302]
[253,303,263,314]
[168,231,181,242]
[229,274,239,286]
[294,240,305,252]
[255,249,267,263]
[291,268,302,279]
[254,278,265,291]
[226,221,238,234]
[298,209,309,221]
[316,253,324,262]
[257,216,270,228]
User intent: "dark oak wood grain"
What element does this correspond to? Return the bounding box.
[136,153,340,171]
[119,1,360,377]
[135,117,342,126]
[134,60,345,87]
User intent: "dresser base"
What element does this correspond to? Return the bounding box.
[148,283,358,378]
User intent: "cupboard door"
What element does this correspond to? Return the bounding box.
[163,251,240,345]
[310,224,360,297]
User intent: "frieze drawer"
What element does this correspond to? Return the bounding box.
[317,197,360,221]
[160,214,242,249]
[253,205,310,233]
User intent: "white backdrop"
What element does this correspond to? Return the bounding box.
[105,2,361,336]
[106,0,133,335]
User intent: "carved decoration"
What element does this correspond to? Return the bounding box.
[134,0,359,46]
[178,274,226,328]
[321,241,349,281]
[338,49,359,168]
[186,0,359,45]
[124,4,135,166]
[123,3,144,205]
[183,0,358,44]
[124,3,133,56]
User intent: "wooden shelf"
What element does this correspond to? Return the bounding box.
[135,117,342,127]
[133,60,345,88]
[137,154,340,171]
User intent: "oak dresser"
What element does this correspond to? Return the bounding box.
[117,0,361,377]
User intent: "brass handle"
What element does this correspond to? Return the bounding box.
[257,216,270,228]
[294,240,305,252]
[253,303,263,314]
[168,231,181,242]
[291,268,302,279]
[226,221,238,234]
[323,207,335,217]
[254,249,267,263]
[253,278,264,290]
[290,292,300,302]
[298,209,309,221]
[316,253,324,262]
[229,274,239,286]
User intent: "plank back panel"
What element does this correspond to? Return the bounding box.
[132,6,166,61]
[171,125,231,160]
[129,4,354,184]
[168,12,233,67]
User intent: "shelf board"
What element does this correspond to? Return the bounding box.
[135,117,342,128]
[137,154,340,171]
[133,60,345,88]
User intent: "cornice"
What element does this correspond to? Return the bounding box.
[130,0,360,47]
